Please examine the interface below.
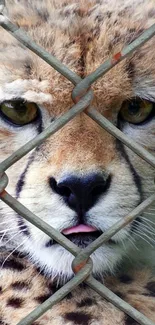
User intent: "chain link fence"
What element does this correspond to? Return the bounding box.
[0,1,155,324]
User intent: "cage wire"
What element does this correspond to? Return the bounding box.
[0,1,155,325]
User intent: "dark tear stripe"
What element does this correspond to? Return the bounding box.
[116,120,143,234]
[15,114,43,236]
[15,152,35,237]
[15,153,35,199]
[16,111,43,199]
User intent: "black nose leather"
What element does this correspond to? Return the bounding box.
[49,173,111,213]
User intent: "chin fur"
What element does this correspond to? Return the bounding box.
[24,241,124,285]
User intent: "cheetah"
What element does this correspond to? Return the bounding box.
[0,0,155,324]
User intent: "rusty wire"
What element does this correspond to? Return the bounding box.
[0,1,155,325]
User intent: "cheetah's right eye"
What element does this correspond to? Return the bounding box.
[0,100,39,126]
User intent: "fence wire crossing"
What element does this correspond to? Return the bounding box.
[0,1,155,325]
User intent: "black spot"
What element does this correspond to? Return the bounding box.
[114,291,125,299]
[12,281,30,290]
[79,283,87,289]
[126,61,135,79]
[7,297,24,308]
[129,28,136,33]
[48,282,62,294]
[0,318,8,325]
[77,298,95,307]
[106,11,112,18]
[0,286,2,293]
[108,41,113,52]
[38,10,49,21]
[17,216,30,237]
[24,62,32,76]
[95,14,103,23]
[35,293,52,304]
[64,312,92,325]
[126,28,144,44]
[12,251,26,259]
[146,281,155,297]
[125,315,140,324]
[35,266,45,277]
[119,274,133,284]
[66,292,73,299]
[45,239,53,248]
[2,259,25,271]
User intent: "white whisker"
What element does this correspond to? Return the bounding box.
[0,230,7,243]
[141,217,155,226]
[134,220,155,235]
[134,229,155,247]
[127,235,139,251]
[3,229,27,246]
[1,238,28,270]
[0,226,21,233]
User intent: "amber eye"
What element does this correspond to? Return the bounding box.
[120,98,153,124]
[0,100,39,126]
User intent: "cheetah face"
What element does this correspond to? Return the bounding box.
[0,0,155,281]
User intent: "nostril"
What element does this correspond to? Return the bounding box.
[57,184,71,197]
[49,177,72,197]
[49,177,57,193]
[91,176,111,197]
[91,184,105,197]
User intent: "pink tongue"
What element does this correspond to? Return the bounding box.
[62,224,97,235]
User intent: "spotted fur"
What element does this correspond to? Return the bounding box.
[0,252,155,325]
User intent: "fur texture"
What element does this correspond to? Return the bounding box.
[0,252,155,325]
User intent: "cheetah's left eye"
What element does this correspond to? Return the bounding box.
[120,98,153,124]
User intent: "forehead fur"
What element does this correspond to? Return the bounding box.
[0,0,155,113]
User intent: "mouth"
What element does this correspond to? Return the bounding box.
[46,224,103,248]
[62,224,102,248]
[63,231,102,248]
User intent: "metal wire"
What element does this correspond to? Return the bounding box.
[0,2,155,325]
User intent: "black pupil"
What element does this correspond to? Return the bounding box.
[128,100,140,115]
[14,102,27,115]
